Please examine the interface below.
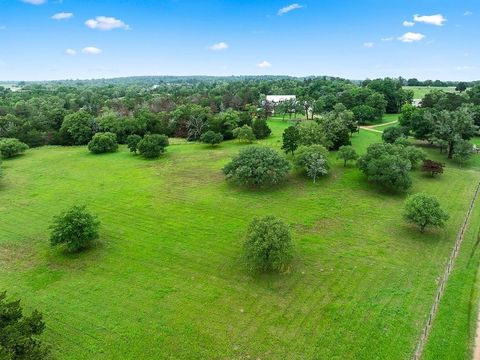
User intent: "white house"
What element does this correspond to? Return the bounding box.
[265,95,296,104]
[412,99,422,107]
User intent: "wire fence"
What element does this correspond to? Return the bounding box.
[412,181,480,360]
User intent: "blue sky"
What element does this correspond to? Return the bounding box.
[0,0,479,81]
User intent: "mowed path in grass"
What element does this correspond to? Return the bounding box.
[1,121,479,359]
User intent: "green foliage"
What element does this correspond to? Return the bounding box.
[223,146,291,187]
[208,110,239,140]
[60,110,96,145]
[200,131,223,146]
[320,108,355,149]
[243,216,293,272]
[252,118,271,139]
[297,121,327,147]
[0,292,50,360]
[126,134,142,154]
[87,132,118,154]
[281,125,300,155]
[382,126,406,144]
[294,145,330,182]
[337,145,358,167]
[0,138,29,158]
[403,193,449,232]
[232,125,255,143]
[452,139,473,163]
[357,143,412,191]
[402,146,427,168]
[50,204,100,253]
[137,134,169,158]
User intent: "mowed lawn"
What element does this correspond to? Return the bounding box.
[403,86,457,99]
[1,120,479,359]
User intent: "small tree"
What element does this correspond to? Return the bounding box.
[232,125,255,143]
[223,146,291,187]
[294,145,329,181]
[452,140,473,163]
[252,118,271,139]
[0,138,29,158]
[382,126,406,144]
[0,292,50,359]
[87,132,118,154]
[403,193,449,232]
[244,216,293,272]
[337,145,358,167]
[137,134,169,158]
[50,205,100,252]
[421,159,444,177]
[200,130,223,147]
[402,146,427,168]
[126,134,142,154]
[281,126,300,156]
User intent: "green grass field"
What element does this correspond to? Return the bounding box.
[1,120,479,359]
[403,86,457,99]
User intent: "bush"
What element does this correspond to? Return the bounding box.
[336,145,358,167]
[137,134,169,158]
[223,146,291,187]
[87,132,118,154]
[0,292,50,359]
[0,138,29,158]
[233,125,255,143]
[422,159,444,177]
[60,110,96,145]
[126,134,142,154]
[297,121,327,146]
[281,125,300,155]
[252,118,271,139]
[403,193,449,232]
[294,145,329,182]
[244,216,293,272]
[200,131,223,146]
[452,140,473,163]
[357,143,412,191]
[50,205,100,252]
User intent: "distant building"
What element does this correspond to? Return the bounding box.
[412,99,422,107]
[265,95,296,104]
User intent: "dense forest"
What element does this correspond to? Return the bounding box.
[0,76,478,150]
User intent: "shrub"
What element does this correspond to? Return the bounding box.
[297,121,327,146]
[0,291,50,359]
[336,145,358,167]
[50,205,100,252]
[244,216,293,272]
[0,138,29,158]
[403,193,449,232]
[357,143,412,191]
[233,125,255,143]
[137,134,169,158]
[87,132,118,154]
[421,159,444,177]
[223,146,291,187]
[402,146,426,168]
[252,118,271,139]
[294,145,329,168]
[60,110,96,145]
[126,134,142,154]
[200,130,223,146]
[452,140,473,163]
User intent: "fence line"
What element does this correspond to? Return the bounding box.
[412,180,480,360]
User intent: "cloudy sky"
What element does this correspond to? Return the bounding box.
[0,0,479,81]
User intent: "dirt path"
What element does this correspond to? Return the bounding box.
[473,313,480,359]
[359,120,398,134]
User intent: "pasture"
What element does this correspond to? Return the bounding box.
[1,120,479,359]
[403,86,457,99]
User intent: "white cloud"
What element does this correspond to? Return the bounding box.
[52,12,73,20]
[85,16,130,31]
[21,0,46,4]
[456,65,476,70]
[403,21,415,27]
[278,3,303,16]
[208,42,229,51]
[65,48,77,56]
[413,14,446,26]
[381,37,394,42]
[257,60,272,68]
[363,42,374,48]
[398,32,425,43]
[464,11,473,16]
[82,47,102,55]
